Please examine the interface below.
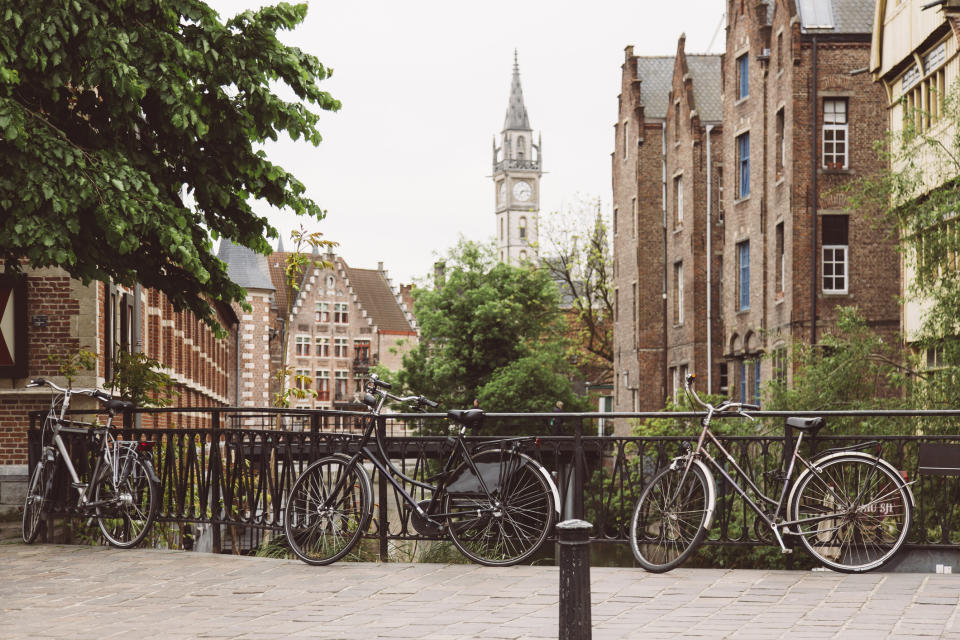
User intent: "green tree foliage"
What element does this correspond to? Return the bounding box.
[397,240,588,433]
[539,197,613,385]
[0,1,339,329]
[845,81,960,405]
[109,349,179,407]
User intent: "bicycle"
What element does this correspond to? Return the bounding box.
[283,374,560,566]
[22,377,160,548]
[629,373,915,573]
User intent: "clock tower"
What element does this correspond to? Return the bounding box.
[493,51,542,266]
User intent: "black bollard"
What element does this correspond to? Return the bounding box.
[558,519,592,640]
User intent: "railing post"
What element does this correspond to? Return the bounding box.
[558,519,592,640]
[377,415,389,562]
[309,412,320,464]
[574,417,585,520]
[210,410,222,554]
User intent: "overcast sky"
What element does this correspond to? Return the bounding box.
[205,0,726,285]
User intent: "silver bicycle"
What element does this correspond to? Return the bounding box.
[629,373,915,573]
[22,378,160,548]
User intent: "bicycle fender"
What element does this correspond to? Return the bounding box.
[692,459,718,531]
[786,451,916,511]
[141,458,161,485]
[521,454,561,517]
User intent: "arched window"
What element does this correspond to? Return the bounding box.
[519,250,528,262]
[517,135,525,160]
[500,217,504,240]
[519,217,527,240]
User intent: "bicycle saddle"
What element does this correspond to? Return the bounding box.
[447,408,484,429]
[785,416,825,432]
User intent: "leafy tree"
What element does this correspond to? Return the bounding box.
[845,81,960,405]
[539,197,613,385]
[109,350,178,407]
[397,240,588,434]
[0,1,339,330]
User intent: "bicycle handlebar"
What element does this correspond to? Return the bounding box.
[684,373,758,418]
[27,378,119,406]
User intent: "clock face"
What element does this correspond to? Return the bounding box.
[513,181,532,202]
[498,182,506,203]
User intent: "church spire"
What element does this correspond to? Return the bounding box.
[503,49,531,131]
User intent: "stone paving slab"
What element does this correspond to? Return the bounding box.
[1,544,960,639]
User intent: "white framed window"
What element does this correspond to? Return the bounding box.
[333,302,348,324]
[822,215,849,294]
[822,99,848,169]
[295,335,310,357]
[334,337,349,358]
[316,370,330,401]
[673,262,683,325]
[294,369,309,390]
[316,336,330,358]
[315,302,329,323]
[334,370,349,400]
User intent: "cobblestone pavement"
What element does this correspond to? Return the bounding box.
[2,544,960,640]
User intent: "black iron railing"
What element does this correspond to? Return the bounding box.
[26,407,960,558]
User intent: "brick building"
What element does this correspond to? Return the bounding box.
[612,0,900,418]
[219,241,419,411]
[722,0,898,403]
[0,267,239,510]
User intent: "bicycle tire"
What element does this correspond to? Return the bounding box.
[790,454,911,573]
[93,454,158,548]
[630,463,711,572]
[22,458,55,544]
[284,456,373,565]
[445,451,555,567]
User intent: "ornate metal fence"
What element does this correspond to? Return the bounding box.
[27,407,960,560]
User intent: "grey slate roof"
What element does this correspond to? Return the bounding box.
[797,0,875,33]
[345,266,416,333]
[634,57,675,120]
[503,52,531,131]
[687,55,723,123]
[218,238,275,291]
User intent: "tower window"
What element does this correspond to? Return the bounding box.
[519,217,527,240]
[517,135,525,160]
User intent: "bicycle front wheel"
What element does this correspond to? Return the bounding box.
[284,456,372,565]
[630,463,711,572]
[93,455,158,548]
[445,452,555,567]
[790,455,911,573]
[22,458,55,544]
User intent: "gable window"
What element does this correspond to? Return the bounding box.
[775,222,785,296]
[334,337,349,358]
[674,101,680,140]
[316,370,330,401]
[315,302,329,323]
[623,122,629,161]
[737,54,749,100]
[316,337,330,358]
[674,175,683,227]
[355,340,371,364]
[334,370,349,400]
[295,335,310,357]
[775,108,785,179]
[737,133,750,199]
[823,99,848,169]
[674,261,684,325]
[295,369,309,391]
[777,32,783,72]
[333,302,348,324]
[822,215,849,294]
[738,240,750,311]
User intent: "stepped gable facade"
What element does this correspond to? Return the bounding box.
[261,249,418,409]
[664,37,724,403]
[611,49,674,418]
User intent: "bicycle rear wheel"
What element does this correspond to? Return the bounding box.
[284,456,372,565]
[22,457,55,544]
[630,463,711,572]
[445,452,555,566]
[93,455,158,548]
[790,455,911,573]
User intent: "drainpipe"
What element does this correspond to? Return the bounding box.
[661,121,668,401]
[705,124,714,393]
[810,35,819,346]
[133,284,142,428]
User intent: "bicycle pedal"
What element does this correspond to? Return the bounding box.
[781,548,793,555]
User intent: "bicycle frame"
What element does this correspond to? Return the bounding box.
[322,388,541,526]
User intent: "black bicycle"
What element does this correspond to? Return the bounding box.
[22,378,160,548]
[283,374,560,566]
